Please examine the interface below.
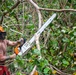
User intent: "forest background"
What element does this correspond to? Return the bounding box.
[0,0,76,75]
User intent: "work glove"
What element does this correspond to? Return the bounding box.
[14,38,26,55]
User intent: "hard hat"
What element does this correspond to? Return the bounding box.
[0,26,4,32]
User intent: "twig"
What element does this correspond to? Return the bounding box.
[5,59,14,66]
[3,23,23,35]
[44,30,50,47]
[63,43,67,53]
[49,64,71,75]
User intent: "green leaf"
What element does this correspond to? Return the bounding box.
[26,24,35,30]
[62,59,69,67]
[51,39,58,49]
[62,37,70,43]
[61,29,66,33]
[39,59,49,69]
[44,67,50,74]
[16,72,23,75]
[65,6,70,9]
[33,49,41,55]
[73,32,76,36]
[16,56,24,67]
[24,15,28,19]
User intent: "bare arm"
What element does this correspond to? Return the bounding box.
[7,38,23,46]
[7,40,20,46]
[0,55,11,61]
[0,52,16,61]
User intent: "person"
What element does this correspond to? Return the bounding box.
[0,26,24,75]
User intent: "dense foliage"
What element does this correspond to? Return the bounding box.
[0,0,76,75]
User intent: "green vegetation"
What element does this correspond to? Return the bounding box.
[0,0,76,75]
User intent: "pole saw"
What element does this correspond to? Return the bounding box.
[14,13,57,56]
